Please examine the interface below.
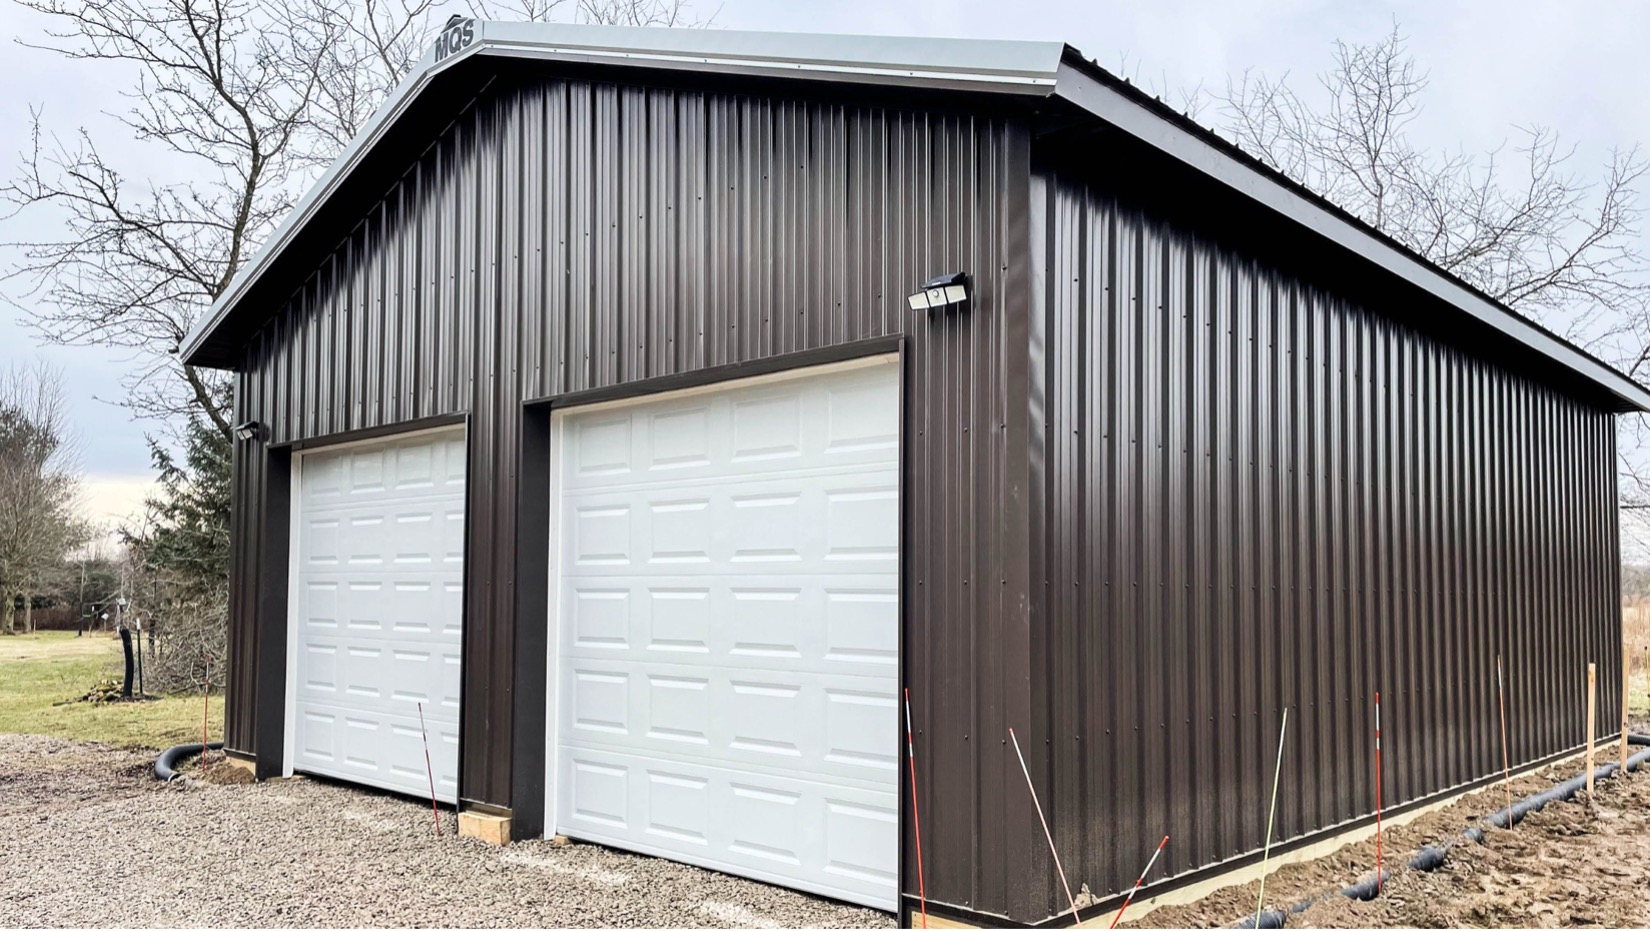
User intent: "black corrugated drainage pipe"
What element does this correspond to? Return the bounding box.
[1232,735,1650,929]
[154,742,226,782]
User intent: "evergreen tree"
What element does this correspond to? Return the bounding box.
[129,410,232,598]
[124,393,231,690]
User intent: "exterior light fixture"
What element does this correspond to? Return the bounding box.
[232,420,264,442]
[906,272,970,312]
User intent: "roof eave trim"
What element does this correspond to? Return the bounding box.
[1050,59,1650,414]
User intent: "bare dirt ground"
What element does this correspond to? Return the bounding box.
[0,734,893,929]
[1128,719,1650,929]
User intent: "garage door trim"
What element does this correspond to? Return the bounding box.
[282,423,470,801]
[542,352,903,911]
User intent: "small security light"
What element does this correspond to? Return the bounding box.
[232,420,264,442]
[906,272,971,312]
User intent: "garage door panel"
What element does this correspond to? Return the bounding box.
[559,648,897,787]
[301,578,462,643]
[298,577,462,640]
[295,633,461,722]
[301,435,466,501]
[560,468,899,576]
[563,367,899,494]
[554,745,898,910]
[296,706,460,798]
[301,501,464,573]
[293,429,464,804]
[821,486,898,564]
[380,579,466,638]
[558,574,897,678]
[553,360,898,909]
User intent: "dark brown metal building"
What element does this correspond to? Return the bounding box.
[181,20,1650,927]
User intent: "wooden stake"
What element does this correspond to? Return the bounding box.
[1008,727,1080,924]
[1496,655,1513,825]
[1586,662,1597,799]
[1625,650,1633,772]
[903,689,928,929]
[1256,708,1288,928]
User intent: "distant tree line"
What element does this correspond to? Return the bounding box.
[1621,564,1650,603]
[0,364,88,635]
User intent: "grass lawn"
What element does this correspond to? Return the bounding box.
[0,631,224,750]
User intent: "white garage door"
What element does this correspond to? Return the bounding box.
[550,357,901,910]
[288,429,467,803]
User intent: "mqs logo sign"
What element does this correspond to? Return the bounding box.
[434,18,476,62]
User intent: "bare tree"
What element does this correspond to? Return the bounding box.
[1217,25,1650,343]
[0,363,89,635]
[1112,49,1207,122]
[1210,24,1650,538]
[292,0,441,159]
[566,0,707,26]
[1,0,330,438]
[474,0,707,26]
[2,0,708,442]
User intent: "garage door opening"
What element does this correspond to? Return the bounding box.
[546,356,901,910]
[284,427,467,803]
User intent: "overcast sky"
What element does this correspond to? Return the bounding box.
[1,0,1647,524]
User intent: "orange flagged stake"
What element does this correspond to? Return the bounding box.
[1374,692,1383,895]
[903,689,927,929]
[1496,655,1513,826]
[1008,727,1080,925]
[417,701,441,836]
[1109,835,1169,929]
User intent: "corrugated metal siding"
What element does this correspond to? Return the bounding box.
[221,65,1628,925]
[1033,165,1623,913]
[227,75,1048,918]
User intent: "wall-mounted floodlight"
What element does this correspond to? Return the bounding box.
[232,420,264,442]
[907,272,970,312]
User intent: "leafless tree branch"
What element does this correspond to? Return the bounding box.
[3,0,707,440]
[1211,22,1650,554]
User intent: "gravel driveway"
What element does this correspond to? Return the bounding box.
[0,734,894,928]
